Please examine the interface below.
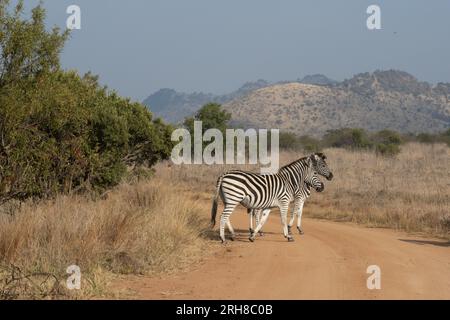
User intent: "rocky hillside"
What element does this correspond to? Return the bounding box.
[143,80,270,123]
[142,75,337,123]
[224,70,450,136]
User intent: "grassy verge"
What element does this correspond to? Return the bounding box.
[1,142,448,298]
[157,143,450,239]
[304,143,450,238]
[0,176,208,299]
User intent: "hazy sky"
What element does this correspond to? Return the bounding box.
[21,0,450,101]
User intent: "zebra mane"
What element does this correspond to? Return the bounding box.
[279,156,310,172]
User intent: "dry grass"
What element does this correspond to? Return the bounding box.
[0,176,208,299]
[0,142,448,298]
[305,143,450,238]
[158,143,450,239]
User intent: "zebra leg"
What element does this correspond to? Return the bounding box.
[288,199,301,235]
[280,204,294,242]
[288,205,296,236]
[220,203,237,243]
[296,201,305,235]
[255,209,265,236]
[226,219,236,241]
[248,208,254,235]
[249,209,270,242]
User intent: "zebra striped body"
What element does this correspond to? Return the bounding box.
[250,183,312,237]
[250,153,332,236]
[210,153,333,243]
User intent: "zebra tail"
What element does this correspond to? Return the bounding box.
[210,175,223,228]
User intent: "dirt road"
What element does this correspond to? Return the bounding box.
[114,208,450,300]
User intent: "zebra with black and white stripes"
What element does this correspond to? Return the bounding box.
[250,153,332,237]
[210,153,333,243]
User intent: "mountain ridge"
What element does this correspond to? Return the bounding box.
[143,70,450,136]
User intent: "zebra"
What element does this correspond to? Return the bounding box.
[248,172,325,242]
[210,153,333,243]
[249,153,332,237]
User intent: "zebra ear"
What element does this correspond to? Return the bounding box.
[309,154,317,166]
[316,152,326,160]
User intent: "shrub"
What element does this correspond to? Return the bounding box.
[323,128,372,149]
[372,130,403,156]
[0,2,173,203]
[375,143,401,156]
[279,132,302,150]
[184,102,231,134]
[277,132,322,152]
[297,135,321,152]
[417,133,436,143]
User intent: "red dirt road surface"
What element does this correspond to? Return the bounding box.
[113,208,450,300]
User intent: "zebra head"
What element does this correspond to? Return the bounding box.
[310,153,333,181]
[304,169,325,192]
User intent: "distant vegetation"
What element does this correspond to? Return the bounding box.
[280,128,450,156]
[182,103,449,158]
[0,1,173,204]
[184,102,231,135]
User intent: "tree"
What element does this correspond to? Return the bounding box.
[184,102,231,134]
[0,1,173,203]
[323,128,372,149]
[0,0,69,87]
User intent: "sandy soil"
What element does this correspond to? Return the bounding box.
[112,208,450,300]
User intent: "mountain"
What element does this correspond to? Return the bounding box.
[142,89,217,124]
[224,70,450,136]
[298,74,338,86]
[143,80,270,123]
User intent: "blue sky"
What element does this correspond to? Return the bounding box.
[19,0,450,101]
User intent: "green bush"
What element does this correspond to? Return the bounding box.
[371,130,403,156]
[417,133,436,143]
[184,102,231,134]
[279,132,302,150]
[442,129,450,146]
[415,129,450,146]
[0,2,173,203]
[375,143,401,156]
[372,130,403,145]
[323,128,372,149]
[261,131,322,152]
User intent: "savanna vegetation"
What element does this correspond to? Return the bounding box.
[0,0,448,300]
[280,127,450,156]
[0,1,204,299]
[162,143,450,240]
[0,1,173,205]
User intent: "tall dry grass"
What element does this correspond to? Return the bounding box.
[0,142,448,298]
[157,143,450,238]
[0,177,208,299]
[305,143,450,238]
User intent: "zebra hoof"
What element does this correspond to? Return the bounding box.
[249,236,255,243]
[287,237,295,242]
[230,234,236,241]
[297,227,305,235]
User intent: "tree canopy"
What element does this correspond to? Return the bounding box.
[0,1,173,203]
[184,102,231,134]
